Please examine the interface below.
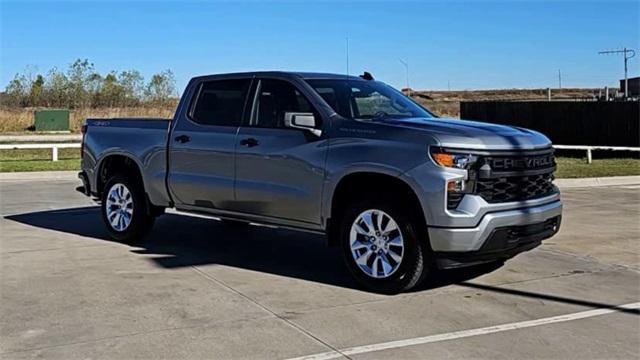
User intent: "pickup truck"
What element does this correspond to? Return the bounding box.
[78,71,562,293]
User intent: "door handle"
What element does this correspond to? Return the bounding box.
[174,135,191,143]
[240,138,259,147]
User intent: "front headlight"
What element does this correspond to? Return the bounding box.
[429,147,478,169]
[429,147,479,209]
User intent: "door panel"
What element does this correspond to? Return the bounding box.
[233,78,327,224]
[234,127,326,224]
[168,124,238,208]
[168,78,250,209]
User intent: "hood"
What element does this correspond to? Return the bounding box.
[377,117,551,150]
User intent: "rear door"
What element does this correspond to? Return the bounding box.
[168,78,251,209]
[233,77,327,225]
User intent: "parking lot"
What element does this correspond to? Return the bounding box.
[1,174,639,359]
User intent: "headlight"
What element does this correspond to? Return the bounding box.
[429,147,479,210]
[429,147,478,169]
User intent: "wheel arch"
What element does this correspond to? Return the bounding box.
[95,152,146,197]
[325,170,427,247]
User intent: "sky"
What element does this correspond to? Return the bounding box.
[1,0,639,93]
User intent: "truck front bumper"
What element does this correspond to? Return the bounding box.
[428,200,562,268]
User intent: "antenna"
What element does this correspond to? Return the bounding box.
[346,37,350,76]
[399,58,410,97]
[598,47,636,98]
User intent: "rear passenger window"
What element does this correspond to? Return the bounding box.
[190,79,250,126]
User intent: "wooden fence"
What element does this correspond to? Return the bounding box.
[459,101,639,147]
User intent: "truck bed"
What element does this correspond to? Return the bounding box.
[83,117,172,206]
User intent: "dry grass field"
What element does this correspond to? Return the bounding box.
[0,88,602,133]
[411,88,599,117]
[0,106,176,133]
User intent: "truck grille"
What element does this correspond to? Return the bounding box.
[472,147,558,204]
[476,172,556,203]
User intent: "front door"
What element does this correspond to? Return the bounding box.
[233,78,327,225]
[168,78,251,209]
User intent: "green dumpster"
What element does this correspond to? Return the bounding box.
[34,109,70,131]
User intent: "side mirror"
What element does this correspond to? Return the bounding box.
[284,112,321,137]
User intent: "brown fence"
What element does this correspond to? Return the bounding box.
[459,101,639,147]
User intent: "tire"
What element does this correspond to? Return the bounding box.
[101,174,155,243]
[340,199,430,294]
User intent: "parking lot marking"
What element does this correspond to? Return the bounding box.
[286,302,640,360]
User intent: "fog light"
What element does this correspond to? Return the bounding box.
[447,180,466,192]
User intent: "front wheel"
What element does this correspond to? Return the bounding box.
[101,174,155,243]
[340,200,430,294]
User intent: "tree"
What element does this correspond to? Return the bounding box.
[66,59,94,108]
[43,67,70,107]
[29,75,45,106]
[145,69,176,104]
[119,70,144,105]
[3,59,177,108]
[5,73,29,106]
[100,72,125,107]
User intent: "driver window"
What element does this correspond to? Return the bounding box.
[252,79,315,128]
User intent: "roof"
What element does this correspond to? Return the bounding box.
[190,71,365,82]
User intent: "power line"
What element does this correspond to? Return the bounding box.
[598,47,636,98]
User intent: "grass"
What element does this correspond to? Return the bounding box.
[0,148,80,172]
[1,149,639,178]
[555,157,640,178]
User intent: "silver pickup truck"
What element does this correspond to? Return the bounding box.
[78,71,562,293]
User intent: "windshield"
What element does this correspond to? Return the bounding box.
[305,79,433,120]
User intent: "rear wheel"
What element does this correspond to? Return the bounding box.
[101,174,155,243]
[340,200,429,294]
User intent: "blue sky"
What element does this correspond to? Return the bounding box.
[1,0,638,92]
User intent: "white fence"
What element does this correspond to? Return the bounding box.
[553,145,640,163]
[0,143,81,161]
[0,142,638,164]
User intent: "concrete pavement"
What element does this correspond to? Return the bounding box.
[0,178,638,359]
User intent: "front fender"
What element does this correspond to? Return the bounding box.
[321,163,412,228]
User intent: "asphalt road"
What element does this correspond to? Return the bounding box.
[1,177,639,359]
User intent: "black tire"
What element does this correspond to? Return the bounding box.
[101,174,155,243]
[340,199,430,294]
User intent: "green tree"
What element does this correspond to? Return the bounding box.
[5,73,29,106]
[100,72,125,107]
[119,70,144,106]
[66,59,94,108]
[29,75,45,106]
[43,67,70,107]
[145,69,176,104]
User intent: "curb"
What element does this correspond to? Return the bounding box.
[0,134,81,143]
[554,175,640,188]
[1,171,639,189]
[0,170,78,181]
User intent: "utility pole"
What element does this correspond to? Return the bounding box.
[399,58,410,96]
[598,47,636,98]
[558,69,562,89]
